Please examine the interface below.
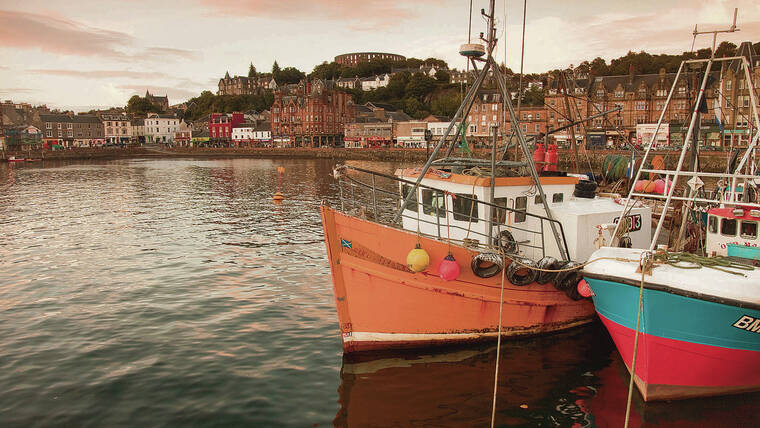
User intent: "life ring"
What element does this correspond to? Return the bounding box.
[552,261,581,291]
[497,230,518,254]
[471,252,504,278]
[535,256,560,284]
[505,257,537,286]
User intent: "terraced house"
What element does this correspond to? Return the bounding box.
[100,113,131,145]
[39,114,104,148]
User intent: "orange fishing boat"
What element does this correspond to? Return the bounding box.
[320,0,651,353]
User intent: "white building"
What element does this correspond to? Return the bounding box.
[361,73,391,91]
[145,113,180,144]
[101,113,131,145]
[232,122,272,145]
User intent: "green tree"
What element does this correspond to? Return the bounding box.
[272,61,281,81]
[405,73,437,101]
[522,85,544,106]
[715,41,737,58]
[435,69,450,83]
[279,67,305,84]
[248,63,257,78]
[125,95,161,115]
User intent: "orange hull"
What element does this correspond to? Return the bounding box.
[321,206,595,353]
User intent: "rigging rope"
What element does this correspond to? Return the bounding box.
[623,251,651,428]
[490,247,508,428]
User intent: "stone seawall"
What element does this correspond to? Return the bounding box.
[1,146,735,173]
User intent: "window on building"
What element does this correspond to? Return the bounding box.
[57,123,62,129]
[473,104,479,112]
[535,124,540,132]
[553,193,564,203]
[453,193,478,222]
[492,104,497,111]
[615,90,624,97]
[596,89,604,97]
[726,80,732,91]
[678,86,686,95]
[401,185,418,212]
[721,218,737,236]
[739,80,745,90]
[741,221,758,239]
[46,130,52,137]
[534,195,543,205]
[514,196,527,223]
[492,197,509,224]
[536,113,540,120]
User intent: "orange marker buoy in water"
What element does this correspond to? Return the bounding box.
[273,166,286,202]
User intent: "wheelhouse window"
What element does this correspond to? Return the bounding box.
[422,189,445,217]
[721,218,737,236]
[553,193,564,203]
[453,193,478,222]
[401,185,418,212]
[708,215,718,234]
[740,221,758,239]
[492,197,508,224]
[515,196,527,223]
[534,195,544,205]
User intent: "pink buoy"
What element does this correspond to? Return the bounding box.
[438,254,460,281]
[654,179,665,194]
[577,279,594,298]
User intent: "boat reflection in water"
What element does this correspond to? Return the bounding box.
[334,322,759,427]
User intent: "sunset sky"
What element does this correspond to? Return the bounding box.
[1,0,759,110]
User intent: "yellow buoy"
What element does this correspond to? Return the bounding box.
[273,191,285,202]
[406,244,430,272]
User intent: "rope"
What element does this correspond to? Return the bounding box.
[653,250,754,275]
[490,247,507,428]
[624,251,651,428]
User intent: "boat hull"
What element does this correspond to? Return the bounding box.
[585,275,760,401]
[321,206,595,353]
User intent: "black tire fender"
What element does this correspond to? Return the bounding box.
[535,256,560,285]
[471,252,504,278]
[505,257,538,286]
[497,229,518,254]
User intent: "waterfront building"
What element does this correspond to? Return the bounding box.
[100,113,131,145]
[270,79,354,147]
[716,41,760,148]
[130,118,145,144]
[144,113,180,145]
[39,114,104,148]
[1,125,42,150]
[231,122,272,146]
[506,106,548,142]
[209,112,244,143]
[191,129,210,147]
[174,120,192,146]
[394,121,428,148]
[335,52,405,66]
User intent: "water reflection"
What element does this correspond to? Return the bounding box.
[336,321,758,428]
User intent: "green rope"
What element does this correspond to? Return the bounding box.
[653,250,754,275]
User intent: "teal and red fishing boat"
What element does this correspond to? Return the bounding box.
[583,247,760,401]
[581,27,760,401]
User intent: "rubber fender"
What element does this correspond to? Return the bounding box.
[575,180,598,192]
[552,261,581,291]
[497,229,518,254]
[535,256,560,285]
[573,188,596,199]
[505,257,538,286]
[471,252,504,278]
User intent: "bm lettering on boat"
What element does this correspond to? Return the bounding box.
[732,315,760,333]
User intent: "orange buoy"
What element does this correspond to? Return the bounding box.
[274,166,286,201]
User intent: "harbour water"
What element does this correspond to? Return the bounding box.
[0,158,756,427]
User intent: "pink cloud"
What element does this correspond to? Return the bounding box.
[199,0,435,27]
[28,69,170,79]
[0,10,132,58]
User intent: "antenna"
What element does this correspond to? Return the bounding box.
[692,7,740,55]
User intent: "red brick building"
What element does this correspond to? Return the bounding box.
[209,112,244,143]
[270,79,354,147]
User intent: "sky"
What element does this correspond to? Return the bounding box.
[1,0,759,111]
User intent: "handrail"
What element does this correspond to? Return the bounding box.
[336,165,571,258]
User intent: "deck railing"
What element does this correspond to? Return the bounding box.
[334,165,571,259]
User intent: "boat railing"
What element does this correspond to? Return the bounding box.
[334,165,570,259]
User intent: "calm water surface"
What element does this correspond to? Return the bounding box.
[0,158,756,427]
